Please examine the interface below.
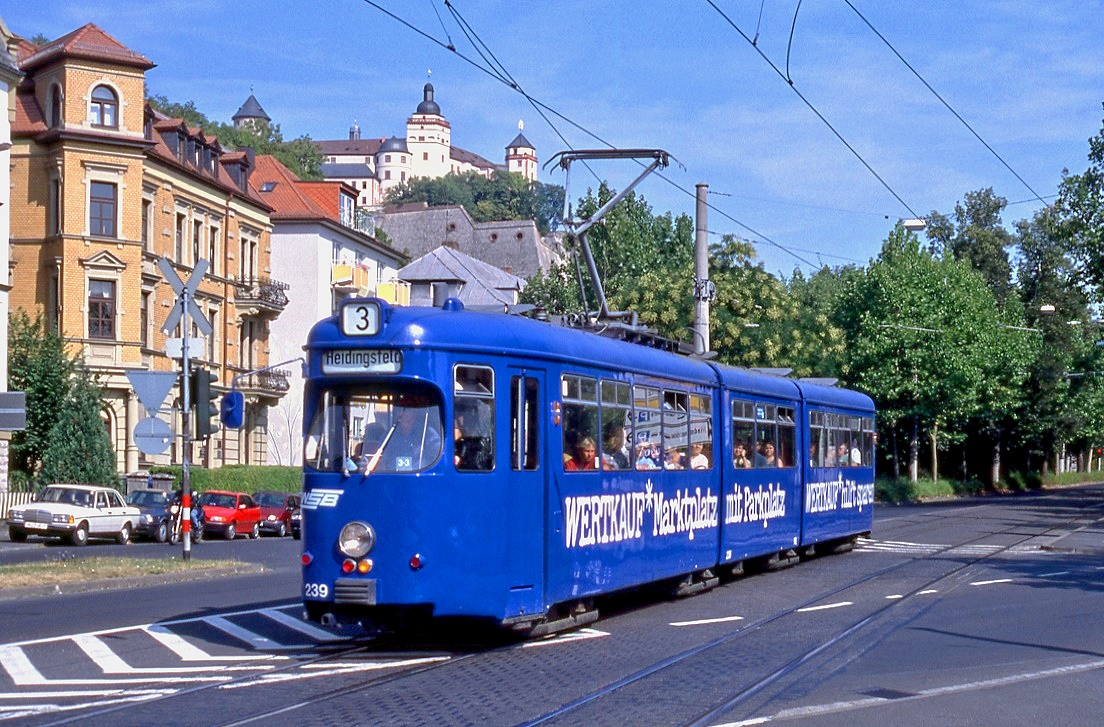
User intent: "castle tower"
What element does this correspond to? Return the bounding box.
[232,92,270,130]
[406,82,451,179]
[506,120,537,182]
[375,135,411,193]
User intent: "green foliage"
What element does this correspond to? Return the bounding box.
[146,95,323,180]
[7,312,77,475]
[38,369,117,486]
[149,465,301,493]
[385,170,564,234]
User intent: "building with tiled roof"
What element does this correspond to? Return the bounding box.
[251,154,407,465]
[399,245,522,309]
[8,20,287,473]
[314,82,537,209]
[0,16,21,400]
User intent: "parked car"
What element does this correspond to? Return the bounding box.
[7,484,140,546]
[290,504,302,540]
[199,490,261,540]
[254,491,300,537]
[126,489,173,542]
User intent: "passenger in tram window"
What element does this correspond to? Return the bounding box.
[601,423,631,470]
[689,441,710,469]
[836,442,851,466]
[635,440,660,470]
[565,437,598,471]
[664,447,684,470]
[809,442,819,468]
[757,441,780,467]
[849,442,862,466]
[732,441,753,469]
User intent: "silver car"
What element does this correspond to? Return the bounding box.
[7,484,140,546]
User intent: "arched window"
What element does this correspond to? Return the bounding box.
[90,85,118,128]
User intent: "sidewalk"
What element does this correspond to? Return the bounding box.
[1039,515,1104,556]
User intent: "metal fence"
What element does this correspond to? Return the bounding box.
[0,491,34,517]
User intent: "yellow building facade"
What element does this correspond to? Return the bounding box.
[9,23,287,473]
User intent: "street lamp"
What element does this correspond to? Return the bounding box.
[903,218,926,232]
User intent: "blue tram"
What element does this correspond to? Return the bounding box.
[298,297,875,634]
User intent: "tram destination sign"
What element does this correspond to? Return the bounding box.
[322,349,403,375]
[340,300,381,336]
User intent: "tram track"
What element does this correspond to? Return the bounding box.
[33,490,1100,726]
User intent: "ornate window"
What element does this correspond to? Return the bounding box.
[89,181,117,237]
[88,280,116,340]
[90,85,118,128]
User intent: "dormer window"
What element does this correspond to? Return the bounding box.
[90,85,118,128]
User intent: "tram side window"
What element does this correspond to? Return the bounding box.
[511,376,539,471]
[731,399,755,469]
[661,390,689,470]
[689,393,712,469]
[633,385,662,470]
[809,411,825,467]
[862,416,875,467]
[778,406,796,469]
[453,364,494,472]
[755,403,780,467]
[600,380,632,470]
[847,416,863,467]
[562,374,599,471]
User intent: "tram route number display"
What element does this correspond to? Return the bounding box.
[321,348,403,375]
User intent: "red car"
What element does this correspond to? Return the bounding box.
[199,490,261,540]
[254,491,300,537]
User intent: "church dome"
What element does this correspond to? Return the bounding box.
[416,82,441,115]
[378,136,409,155]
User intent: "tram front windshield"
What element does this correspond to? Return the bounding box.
[304,383,444,474]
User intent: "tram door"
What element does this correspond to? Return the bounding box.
[504,368,546,618]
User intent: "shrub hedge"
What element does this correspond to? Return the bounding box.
[148,465,302,494]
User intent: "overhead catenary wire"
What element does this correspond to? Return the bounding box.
[360,0,836,271]
[842,0,1051,209]
[705,0,921,221]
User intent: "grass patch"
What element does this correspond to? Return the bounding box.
[0,557,250,588]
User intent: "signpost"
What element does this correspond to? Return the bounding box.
[156,258,212,561]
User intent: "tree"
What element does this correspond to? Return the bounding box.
[386,170,564,234]
[38,369,117,487]
[926,188,1014,304]
[7,312,76,475]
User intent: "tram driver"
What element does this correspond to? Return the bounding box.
[383,405,443,471]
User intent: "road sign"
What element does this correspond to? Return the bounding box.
[0,392,27,431]
[134,416,173,455]
[166,337,207,359]
[125,370,178,417]
[158,258,212,336]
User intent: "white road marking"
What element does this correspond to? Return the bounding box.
[220,657,450,689]
[260,608,347,642]
[671,615,745,627]
[796,602,852,613]
[1039,571,1070,577]
[522,628,609,648]
[143,625,284,662]
[969,578,1014,586]
[206,616,307,650]
[71,634,264,674]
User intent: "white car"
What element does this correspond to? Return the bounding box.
[7,484,140,546]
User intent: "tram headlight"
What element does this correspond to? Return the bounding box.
[337,521,376,558]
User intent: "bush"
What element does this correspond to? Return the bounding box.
[147,465,301,493]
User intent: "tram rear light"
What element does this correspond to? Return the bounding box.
[409,553,425,570]
[552,401,561,426]
[357,559,373,574]
[341,558,356,574]
[300,552,313,566]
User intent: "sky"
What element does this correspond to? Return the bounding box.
[7,1,1104,276]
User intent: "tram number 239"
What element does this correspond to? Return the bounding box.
[304,582,330,599]
[340,300,381,336]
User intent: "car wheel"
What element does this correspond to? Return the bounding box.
[9,527,27,543]
[249,522,260,539]
[116,523,132,545]
[275,522,286,538]
[225,523,236,540]
[155,520,169,543]
[70,523,89,547]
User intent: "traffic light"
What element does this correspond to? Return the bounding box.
[190,367,219,439]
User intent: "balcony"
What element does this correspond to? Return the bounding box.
[234,276,289,317]
[331,263,373,296]
[231,367,292,400]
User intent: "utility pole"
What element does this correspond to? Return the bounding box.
[693,183,715,355]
